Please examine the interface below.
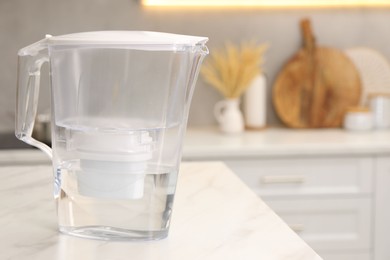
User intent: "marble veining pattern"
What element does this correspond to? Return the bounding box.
[0,161,322,260]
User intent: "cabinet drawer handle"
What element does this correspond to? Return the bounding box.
[289,224,305,233]
[261,175,305,184]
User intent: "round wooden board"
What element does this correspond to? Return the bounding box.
[273,22,361,128]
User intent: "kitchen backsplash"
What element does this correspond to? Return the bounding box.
[2,0,390,133]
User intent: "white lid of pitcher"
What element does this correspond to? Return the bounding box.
[46,31,208,48]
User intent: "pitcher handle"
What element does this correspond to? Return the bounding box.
[15,36,53,159]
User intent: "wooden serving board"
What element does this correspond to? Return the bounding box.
[273,19,361,128]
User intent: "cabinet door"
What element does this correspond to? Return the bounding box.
[319,252,371,260]
[224,157,373,197]
[265,198,372,252]
[374,156,390,260]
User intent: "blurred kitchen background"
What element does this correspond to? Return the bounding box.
[2,0,390,133]
[4,1,390,259]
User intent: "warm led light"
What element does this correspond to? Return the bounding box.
[142,0,390,8]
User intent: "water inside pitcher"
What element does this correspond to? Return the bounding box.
[16,31,208,240]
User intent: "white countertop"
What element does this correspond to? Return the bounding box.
[2,127,390,164]
[183,127,390,159]
[0,157,322,260]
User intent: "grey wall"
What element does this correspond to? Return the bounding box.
[2,0,390,133]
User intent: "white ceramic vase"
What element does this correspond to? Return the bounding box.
[214,98,244,134]
[243,74,267,129]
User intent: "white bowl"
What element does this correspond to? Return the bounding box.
[343,112,373,131]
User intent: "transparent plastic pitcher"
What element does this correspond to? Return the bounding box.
[15,31,208,241]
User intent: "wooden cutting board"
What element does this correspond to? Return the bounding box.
[273,19,361,128]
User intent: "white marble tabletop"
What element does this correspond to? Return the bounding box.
[0,158,322,260]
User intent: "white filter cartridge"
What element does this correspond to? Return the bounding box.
[72,130,154,199]
[77,160,147,199]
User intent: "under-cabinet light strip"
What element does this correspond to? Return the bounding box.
[142,0,390,8]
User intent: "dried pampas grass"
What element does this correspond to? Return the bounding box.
[201,41,267,99]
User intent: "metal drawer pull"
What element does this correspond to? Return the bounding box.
[289,224,305,233]
[261,175,306,184]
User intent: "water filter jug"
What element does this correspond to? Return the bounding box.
[16,31,208,240]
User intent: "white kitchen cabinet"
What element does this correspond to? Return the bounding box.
[263,198,372,251]
[223,157,373,197]
[218,157,373,258]
[183,127,390,260]
[374,156,390,260]
[319,253,371,260]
